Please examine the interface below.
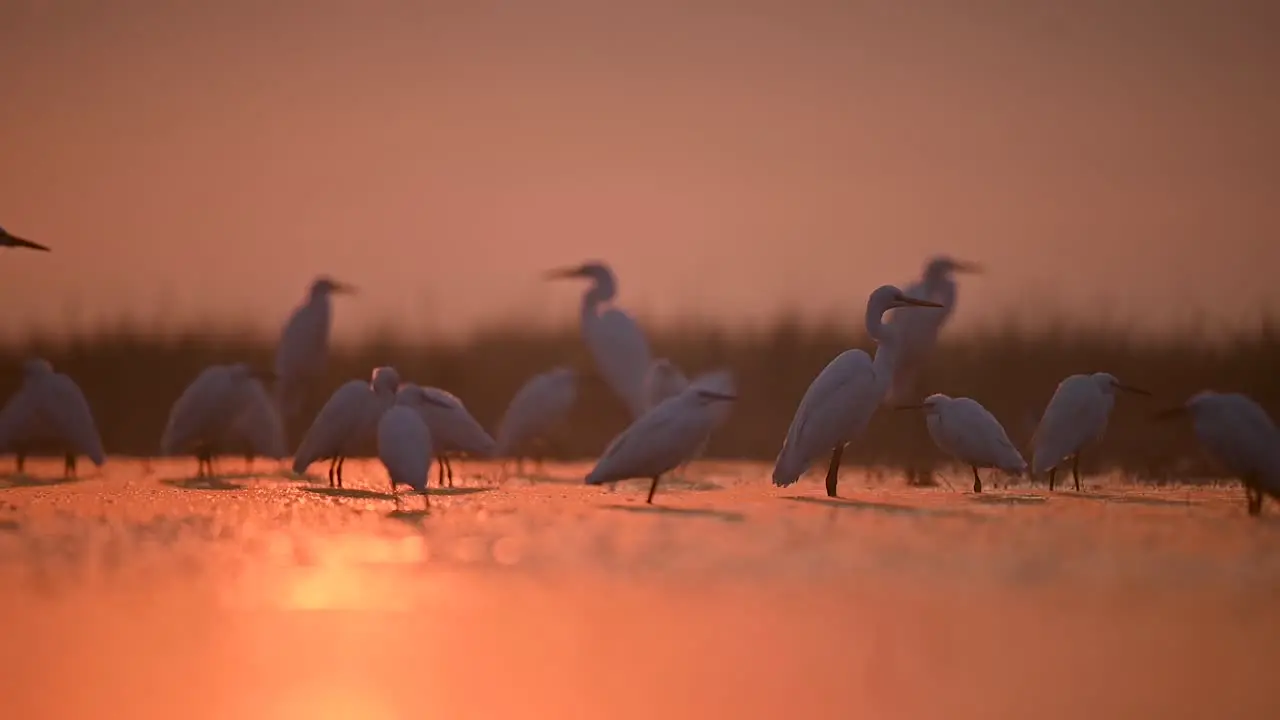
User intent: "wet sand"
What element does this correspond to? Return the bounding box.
[1,458,1278,720]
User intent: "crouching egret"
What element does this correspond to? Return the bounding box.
[585,386,738,504]
[1,225,50,252]
[895,394,1026,493]
[160,363,276,477]
[292,366,399,487]
[1154,391,1280,515]
[412,386,498,487]
[772,285,944,498]
[274,275,356,425]
[0,358,105,477]
[495,367,578,470]
[379,384,453,511]
[545,261,652,419]
[1031,373,1150,491]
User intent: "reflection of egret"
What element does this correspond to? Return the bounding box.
[292,367,400,487]
[160,363,275,477]
[379,384,454,511]
[586,386,738,504]
[412,386,497,487]
[495,367,578,473]
[0,225,50,252]
[884,256,981,405]
[895,394,1026,493]
[545,261,652,419]
[0,358,105,477]
[1031,373,1151,491]
[1154,391,1280,515]
[274,275,356,425]
[772,285,944,498]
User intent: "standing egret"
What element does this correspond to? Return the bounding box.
[0,358,105,477]
[895,394,1027,493]
[379,384,452,511]
[495,367,578,471]
[412,386,498,487]
[223,377,289,468]
[292,366,400,488]
[1031,373,1151,491]
[160,363,275,477]
[274,275,356,426]
[0,225,50,252]
[1153,392,1280,515]
[643,358,690,411]
[545,261,652,419]
[884,256,981,404]
[585,386,738,504]
[772,285,944,498]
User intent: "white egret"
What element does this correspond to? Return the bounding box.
[689,368,736,430]
[585,386,738,504]
[494,367,578,469]
[0,358,105,477]
[1031,372,1151,491]
[772,285,945,498]
[379,384,452,511]
[274,275,356,425]
[894,394,1027,493]
[1,225,50,252]
[222,378,289,468]
[1154,392,1280,515]
[292,366,400,488]
[545,261,652,419]
[413,386,498,487]
[160,363,275,477]
[884,256,981,405]
[643,358,689,411]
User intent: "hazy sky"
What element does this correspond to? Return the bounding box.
[2,0,1277,341]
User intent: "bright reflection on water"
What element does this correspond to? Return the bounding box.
[1,459,1278,719]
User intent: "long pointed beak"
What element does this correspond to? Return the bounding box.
[953,260,982,274]
[331,281,358,295]
[543,267,581,281]
[696,389,738,402]
[1,233,51,252]
[1116,383,1152,396]
[901,296,945,309]
[1151,406,1187,421]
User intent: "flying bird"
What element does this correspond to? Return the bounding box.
[883,256,981,405]
[545,261,652,419]
[0,358,105,477]
[292,366,400,488]
[160,363,275,477]
[772,285,944,497]
[0,225,50,252]
[895,394,1026,493]
[1031,372,1151,491]
[494,367,578,472]
[379,384,453,511]
[1154,391,1280,515]
[411,386,498,487]
[586,385,738,504]
[274,275,356,427]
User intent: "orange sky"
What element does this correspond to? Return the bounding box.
[2,0,1277,341]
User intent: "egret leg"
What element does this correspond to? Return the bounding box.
[327,457,337,487]
[824,445,844,498]
[16,452,25,475]
[1048,468,1056,492]
[336,456,346,488]
[64,454,76,479]
[436,459,445,488]
[971,466,982,494]
[1072,455,1082,492]
[445,456,455,487]
[245,454,254,472]
[646,475,662,504]
[1245,482,1263,516]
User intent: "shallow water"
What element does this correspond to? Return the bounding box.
[1,459,1278,719]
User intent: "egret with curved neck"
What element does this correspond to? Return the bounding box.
[545,261,652,419]
[773,285,944,497]
[884,255,980,404]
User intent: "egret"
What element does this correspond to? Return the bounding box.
[222,377,289,468]
[1154,391,1280,515]
[884,256,981,404]
[545,261,652,419]
[585,385,738,504]
[772,285,944,498]
[0,225,50,252]
[895,394,1027,493]
[379,384,453,511]
[689,368,736,430]
[643,358,690,411]
[292,366,401,488]
[160,363,275,477]
[494,367,578,470]
[412,386,498,487]
[274,275,356,426]
[0,358,105,477]
[1031,372,1151,491]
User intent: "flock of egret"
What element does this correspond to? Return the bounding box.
[1,234,1278,515]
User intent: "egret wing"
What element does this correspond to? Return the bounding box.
[584,308,653,418]
[495,371,577,455]
[772,350,878,486]
[292,380,374,471]
[40,374,106,465]
[1031,377,1107,473]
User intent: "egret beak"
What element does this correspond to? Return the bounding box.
[695,389,737,402]
[542,266,583,280]
[1,232,51,252]
[1115,382,1152,396]
[1151,406,1188,421]
[331,281,358,295]
[900,296,945,309]
[953,260,983,274]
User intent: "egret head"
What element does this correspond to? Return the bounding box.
[370,366,402,395]
[310,275,357,297]
[923,256,982,281]
[691,387,737,405]
[21,357,54,379]
[870,285,947,312]
[542,261,614,284]
[893,393,950,414]
[0,225,51,252]
[1092,372,1151,397]
[395,383,458,409]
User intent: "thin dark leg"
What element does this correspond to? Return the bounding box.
[445,457,455,488]
[646,475,662,504]
[16,452,25,475]
[327,458,336,487]
[336,456,346,488]
[1245,483,1263,516]
[1072,455,1081,492]
[245,454,254,471]
[436,460,445,488]
[1048,468,1056,492]
[971,466,982,494]
[64,454,76,479]
[824,445,844,498]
